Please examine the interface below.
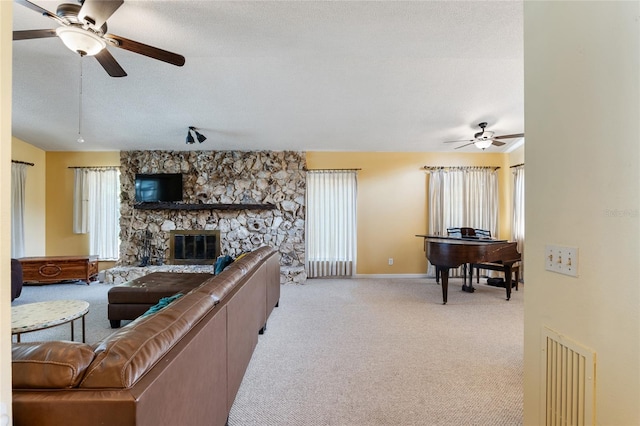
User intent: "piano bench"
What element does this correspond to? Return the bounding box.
[471,263,520,290]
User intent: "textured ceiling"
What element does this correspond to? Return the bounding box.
[11,0,524,152]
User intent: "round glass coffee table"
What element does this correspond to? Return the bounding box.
[11,300,90,343]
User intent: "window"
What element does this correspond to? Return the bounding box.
[305,170,357,278]
[73,168,120,260]
[427,167,499,275]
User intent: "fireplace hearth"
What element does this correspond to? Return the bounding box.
[169,230,221,265]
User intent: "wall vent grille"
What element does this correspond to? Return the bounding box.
[541,327,596,426]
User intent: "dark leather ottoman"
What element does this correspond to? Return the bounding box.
[108,272,214,328]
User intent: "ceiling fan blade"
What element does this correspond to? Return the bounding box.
[444,139,474,144]
[78,0,124,29]
[15,0,64,24]
[105,34,186,67]
[491,140,506,146]
[95,49,127,77]
[13,29,57,40]
[454,142,476,150]
[494,133,525,140]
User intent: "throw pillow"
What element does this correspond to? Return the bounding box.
[214,255,234,275]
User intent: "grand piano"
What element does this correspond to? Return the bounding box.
[416,235,521,304]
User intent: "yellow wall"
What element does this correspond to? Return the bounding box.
[45,151,120,257]
[306,151,519,275]
[509,144,524,166]
[523,2,639,424]
[11,137,46,256]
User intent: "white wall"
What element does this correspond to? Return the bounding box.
[523,2,640,425]
[0,2,12,422]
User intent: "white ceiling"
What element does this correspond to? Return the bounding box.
[11,0,524,153]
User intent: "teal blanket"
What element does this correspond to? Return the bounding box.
[142,293,184,317]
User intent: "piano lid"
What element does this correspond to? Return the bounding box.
[415,234,509,244]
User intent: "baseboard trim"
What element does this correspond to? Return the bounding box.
[353,274,431,279]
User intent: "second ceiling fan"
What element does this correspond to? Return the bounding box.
[444,122,524,150]
[13,0,185,77]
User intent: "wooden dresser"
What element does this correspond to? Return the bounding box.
[19,255,99,285]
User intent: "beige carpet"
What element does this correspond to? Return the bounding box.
[229,277,523,426]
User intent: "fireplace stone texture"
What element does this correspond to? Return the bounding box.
[119,150,306,283]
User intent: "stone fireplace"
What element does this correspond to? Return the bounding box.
[115,150,308,284]
[169,230,221,265]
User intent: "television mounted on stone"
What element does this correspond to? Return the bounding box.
[135,173,183,203]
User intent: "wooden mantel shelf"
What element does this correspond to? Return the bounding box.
[133,202,276,211]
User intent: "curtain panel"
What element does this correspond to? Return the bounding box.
[427,167,499,276]
[11,163,28,258]
[305,170,357,278]
[511,165,525,280]
[73,169,90,234]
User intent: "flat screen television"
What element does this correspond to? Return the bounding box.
[135,173,183,203]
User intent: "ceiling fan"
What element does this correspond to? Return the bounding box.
[444,122,524,150]
[13,0,185,77]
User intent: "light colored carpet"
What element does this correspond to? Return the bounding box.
[229,278,523,426]
[11,276,523,426]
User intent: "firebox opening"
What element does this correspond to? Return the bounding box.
[169,230,221,265]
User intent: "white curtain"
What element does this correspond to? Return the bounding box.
[73,169,90,234]
[427,167,499,275]
[73,168,120,260]
[511,165,525,280]
[306,170,357,278]
[11,163,28,258]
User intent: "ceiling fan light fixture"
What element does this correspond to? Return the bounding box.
[474,139,493,150]
[479,130,494,140]
[56,26,106,56]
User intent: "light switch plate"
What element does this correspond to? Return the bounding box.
[545,244,578,277]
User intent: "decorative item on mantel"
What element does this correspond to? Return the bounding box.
[139,231,152,267]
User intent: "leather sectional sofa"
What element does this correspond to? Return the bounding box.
[11,246,280,426]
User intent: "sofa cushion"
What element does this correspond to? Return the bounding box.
[12,341,96,389]
[196,247,272,301]
[80,291,219,389]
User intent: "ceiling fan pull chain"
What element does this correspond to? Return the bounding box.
[77,57,85,144]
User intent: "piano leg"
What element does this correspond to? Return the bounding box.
[462,263,475,293]
[504,264,513,301]
[440,267,450,304]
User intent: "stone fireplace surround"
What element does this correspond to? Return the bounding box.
[113,150,307,283]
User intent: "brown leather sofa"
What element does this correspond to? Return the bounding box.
[11,246,280,426]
